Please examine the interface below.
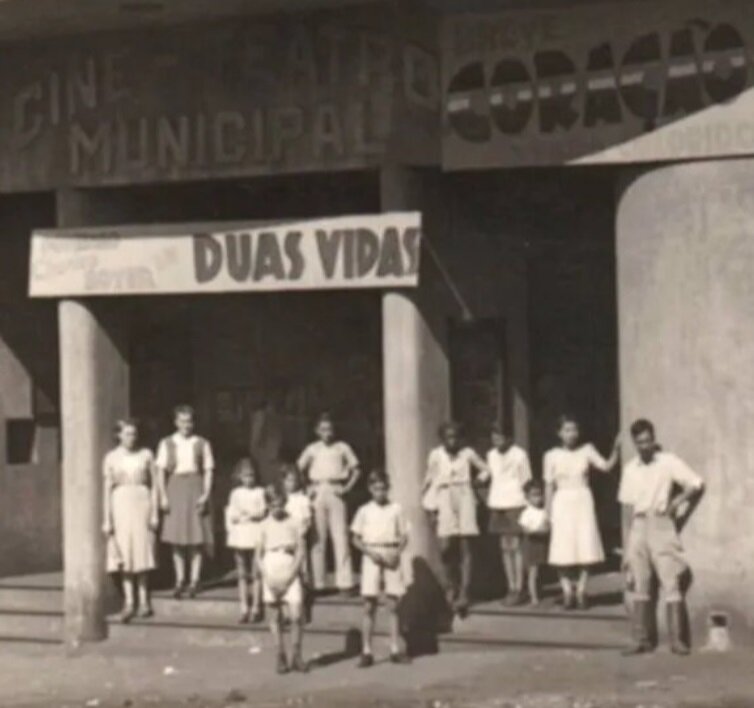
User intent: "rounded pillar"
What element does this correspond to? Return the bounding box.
[617,158,754,643]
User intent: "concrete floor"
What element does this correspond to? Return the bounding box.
[0,571,746,708]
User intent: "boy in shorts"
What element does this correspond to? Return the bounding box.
[351,471,410,667]
[256,483,307,674]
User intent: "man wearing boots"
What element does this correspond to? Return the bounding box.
[619,419,704,656]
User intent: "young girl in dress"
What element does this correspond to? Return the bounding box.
[225,457,266,623]
[423,421,489,615]
[518,480,550,606]
[102,418,159,623]
[256,483,308,674]
[544,415,620,610]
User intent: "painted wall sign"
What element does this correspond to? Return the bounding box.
[28,213,422,297]
[442,0,754,168]
[0,5,439,191]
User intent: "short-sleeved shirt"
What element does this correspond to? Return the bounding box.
[226,487,267,524]
[285,492,312,535]
[258,515,301,554]
[351,500,409,545]
[518,505,550,535]
[619,451,703,515]
[155,433,215,474]
[427,446,485,487]
[297,440,358,483]
[543,444,605,489]
[486,445,532,509]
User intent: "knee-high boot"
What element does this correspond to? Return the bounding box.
[622,599,654,655]
[667,600,690,655]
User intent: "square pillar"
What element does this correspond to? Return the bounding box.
[380,167,449,578]
[57,190,130,644]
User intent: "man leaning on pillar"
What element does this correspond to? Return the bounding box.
[619,419,705,656]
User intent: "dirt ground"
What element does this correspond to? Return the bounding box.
[1,634,752,708]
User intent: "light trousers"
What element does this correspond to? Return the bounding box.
[626,514,687,603]
[311,483,353,590]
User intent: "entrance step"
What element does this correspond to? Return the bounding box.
[0,573,627,652]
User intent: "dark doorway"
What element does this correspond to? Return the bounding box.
[129,290,383,587]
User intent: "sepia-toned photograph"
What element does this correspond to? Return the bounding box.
[0,1,751,706]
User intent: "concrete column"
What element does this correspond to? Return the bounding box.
[57,190,130,644]
[617,158,754,643]
[380,167,449,579]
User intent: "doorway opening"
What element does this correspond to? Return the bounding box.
[129,290,383,586]
[448,167,621,607]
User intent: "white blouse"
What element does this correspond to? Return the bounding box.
[543,444,608,490]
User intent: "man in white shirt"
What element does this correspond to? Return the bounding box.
[619,419,704,656]
[297,413,360,595]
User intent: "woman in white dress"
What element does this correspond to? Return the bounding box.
[544,415,619,610]
[102,419,159,622]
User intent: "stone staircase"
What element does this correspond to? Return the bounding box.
[0,572,628,653]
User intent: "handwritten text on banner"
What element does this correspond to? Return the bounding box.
[29,213,422,297]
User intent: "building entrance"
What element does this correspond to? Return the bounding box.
[129,291,382,585]
[447,168,622,602]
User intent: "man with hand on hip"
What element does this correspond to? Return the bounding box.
[619,419,704,656]
[297,413,360,596]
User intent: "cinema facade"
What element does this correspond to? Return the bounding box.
[1,0,753,644]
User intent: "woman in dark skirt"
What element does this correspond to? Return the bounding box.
[481,423,533,606]
[156,405,215,598]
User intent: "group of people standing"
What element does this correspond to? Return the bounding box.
[102,403,705,671]
[102,408,411,673]
[422,415,705,655]
[421,416,619,616]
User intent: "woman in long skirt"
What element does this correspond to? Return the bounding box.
[102,418,159,622]
[544,415,619,610]
[157,405,215,598]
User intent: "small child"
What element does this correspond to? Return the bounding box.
[283,464,313,538]
[282,464,314,621]
[350,470,410,667]
[225,458,266,623]
[256,483,307,674]
[518,480,550,606]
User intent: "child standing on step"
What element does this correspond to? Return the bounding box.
[282,464,313,621]
[518,480,550,605]
[351,470,411,667]
[256,483,308,674]
[225,457,266,623]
